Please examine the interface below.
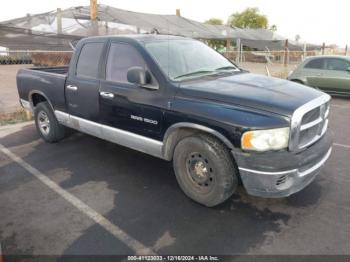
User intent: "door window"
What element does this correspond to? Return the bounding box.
[304,58,325,69]
[106,43,148,83]
[325,58,350,71]
[76,42,104,78]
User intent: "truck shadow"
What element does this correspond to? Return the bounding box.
[0,125,324,254]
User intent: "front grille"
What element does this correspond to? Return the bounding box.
[301,107,320,125]
[289,95,330,151]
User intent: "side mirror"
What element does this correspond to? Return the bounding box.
[127,66,151,86]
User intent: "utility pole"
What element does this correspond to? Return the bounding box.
[90,0,98,35]
[345,45,348,56]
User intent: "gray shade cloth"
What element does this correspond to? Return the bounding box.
[0,5,316,50]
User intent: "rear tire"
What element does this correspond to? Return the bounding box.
[34,102,66,143]
[173,134,238,207]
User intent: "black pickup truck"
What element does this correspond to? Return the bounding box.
[17,35,332,207]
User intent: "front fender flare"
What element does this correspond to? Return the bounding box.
[162,122,235,160]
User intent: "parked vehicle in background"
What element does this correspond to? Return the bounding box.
[288,55,350,95]
[17,35,332,207]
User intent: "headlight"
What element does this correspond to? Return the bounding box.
[241,127,290,152]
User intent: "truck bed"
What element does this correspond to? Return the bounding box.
[29,66,69,75]
[17,66,69,111]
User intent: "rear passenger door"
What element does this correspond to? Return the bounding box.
[65,41,104,121]
[99,41,164,140]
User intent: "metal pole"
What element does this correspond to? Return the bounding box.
[236,38,241,64]
[284,39,289,67]
[322,42,325,55]
[56,8,62,34]
[240,42,243,62]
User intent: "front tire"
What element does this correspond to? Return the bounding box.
[34,102,66,143]
[173,134,238,207]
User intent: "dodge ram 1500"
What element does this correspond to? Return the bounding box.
[17,35,332,207]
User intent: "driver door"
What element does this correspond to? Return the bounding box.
[99,42,163,140]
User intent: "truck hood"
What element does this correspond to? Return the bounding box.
[178,73,324,117]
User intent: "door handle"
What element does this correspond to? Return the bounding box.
[66,85,78,91]
[100,92,115,99]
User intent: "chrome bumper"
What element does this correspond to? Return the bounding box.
[238,148,331,197]
[234,131,332,198]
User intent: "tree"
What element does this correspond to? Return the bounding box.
[295,34,301,43]
[205,18,223,26]
[229,8,268,29]
[204,18,226,50]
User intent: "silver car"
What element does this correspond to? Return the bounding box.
[288,55,350,95]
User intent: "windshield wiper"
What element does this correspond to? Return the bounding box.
[215,66,237,71]
[174,70,215,80]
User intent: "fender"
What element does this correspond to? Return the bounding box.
[28,90,55,112]
[162,122,235,160]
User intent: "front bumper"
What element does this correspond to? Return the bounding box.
[234,131,332,198]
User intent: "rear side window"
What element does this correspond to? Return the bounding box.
[325,58,350,71]
[76,42,104,78]
[106,43,148,83]
[304,58,325,69]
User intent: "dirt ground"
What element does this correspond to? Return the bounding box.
[0,63,296,115]
[0,65,31,114]
[240,62,297,78]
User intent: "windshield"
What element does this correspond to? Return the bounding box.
[145,39,239,81]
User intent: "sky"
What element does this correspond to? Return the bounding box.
[0,0,348,47]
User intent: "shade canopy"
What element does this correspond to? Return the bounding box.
[0,5,316,51]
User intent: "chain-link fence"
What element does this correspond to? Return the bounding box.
[222,49,349,78]
[0,50,73,66]
[224,50,349,65]
[2,49,348,67]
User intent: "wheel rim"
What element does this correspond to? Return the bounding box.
[186,152,214,193]
[38,111,50,135]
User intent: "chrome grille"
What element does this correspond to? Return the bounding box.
[301,107,320,125]
[289,95,331,151]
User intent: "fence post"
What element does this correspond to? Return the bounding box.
[226,39,231,52]
[284,39,289,67]
[240,42,243,62]
[236,38,241,64]
[56,8,62,34]
[322,42,325,55]
[26,14,32,34]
